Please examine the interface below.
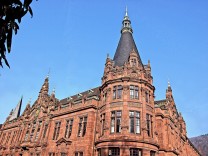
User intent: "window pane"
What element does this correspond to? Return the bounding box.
[129,111,134,116]
[136,118,140,134]
[116,111,121,116]
[113,86,116,99]
[116,118,121,133]
[130,118,134,133]
[109,148,120,156]
[135,112,140,117]
[111,118,115,133]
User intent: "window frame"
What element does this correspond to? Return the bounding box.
[130,85,139,99]
[78,116,88,137]
[129,111,140,134]
[65,119,73,138]
[111,111,122,133]
[146,114,153,137]
[100,113,105,136]
[113,85,123,99]
[130,148,142,156]
[53,121,61,140]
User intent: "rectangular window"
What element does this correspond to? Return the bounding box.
[43,124,48,139]
[97,149,101,156]
[150,151,155,156]
[146,114,152,137]
[101,113,105,136]
[109,148,120,156]
[129,111,140,134]
[130,148,142,156]
[78,116,87,137]
[75,152,83,156]
[111,111,121,133]
[113,85,123,99]
[145,91,149,103]
[113,86,117,99]
[117,85,122,99]
[65,119,73,138]
[53,122,61,140]
[130,85,139,99]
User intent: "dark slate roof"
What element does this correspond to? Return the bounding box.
[113,32,143,67]
[60,86,100,104]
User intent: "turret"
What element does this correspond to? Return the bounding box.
[97,8,158,155]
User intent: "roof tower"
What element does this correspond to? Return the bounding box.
[113,7,143,67]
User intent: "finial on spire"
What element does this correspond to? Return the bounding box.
[168,79,171,87]
[125,6,128,16]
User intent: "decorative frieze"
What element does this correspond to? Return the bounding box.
[128,102,142,108]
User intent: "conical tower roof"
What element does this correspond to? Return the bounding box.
[113,8,143,67]
[9,96,23,121]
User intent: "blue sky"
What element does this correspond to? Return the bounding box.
[0,0,208,138]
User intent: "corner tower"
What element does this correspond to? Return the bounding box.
[96,9,158,155]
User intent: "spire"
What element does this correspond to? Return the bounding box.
[167,80,172,92]
[9,96,23,121]
[39,75,49,95]
[125,6,128,16]
[121,6,132,34]
[113,8,143,67]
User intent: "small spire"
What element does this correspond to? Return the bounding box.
[121,6,133,34]
[166,80,172,92]
[168,81,171,87]
[125,6,128,16]
[39,76,49,95]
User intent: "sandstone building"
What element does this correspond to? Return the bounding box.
[0,10,201,156]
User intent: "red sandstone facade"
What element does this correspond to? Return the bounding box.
[0,10,201,156]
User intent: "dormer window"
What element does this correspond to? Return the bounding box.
[67,96,73,101]
[77,93,82,98]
